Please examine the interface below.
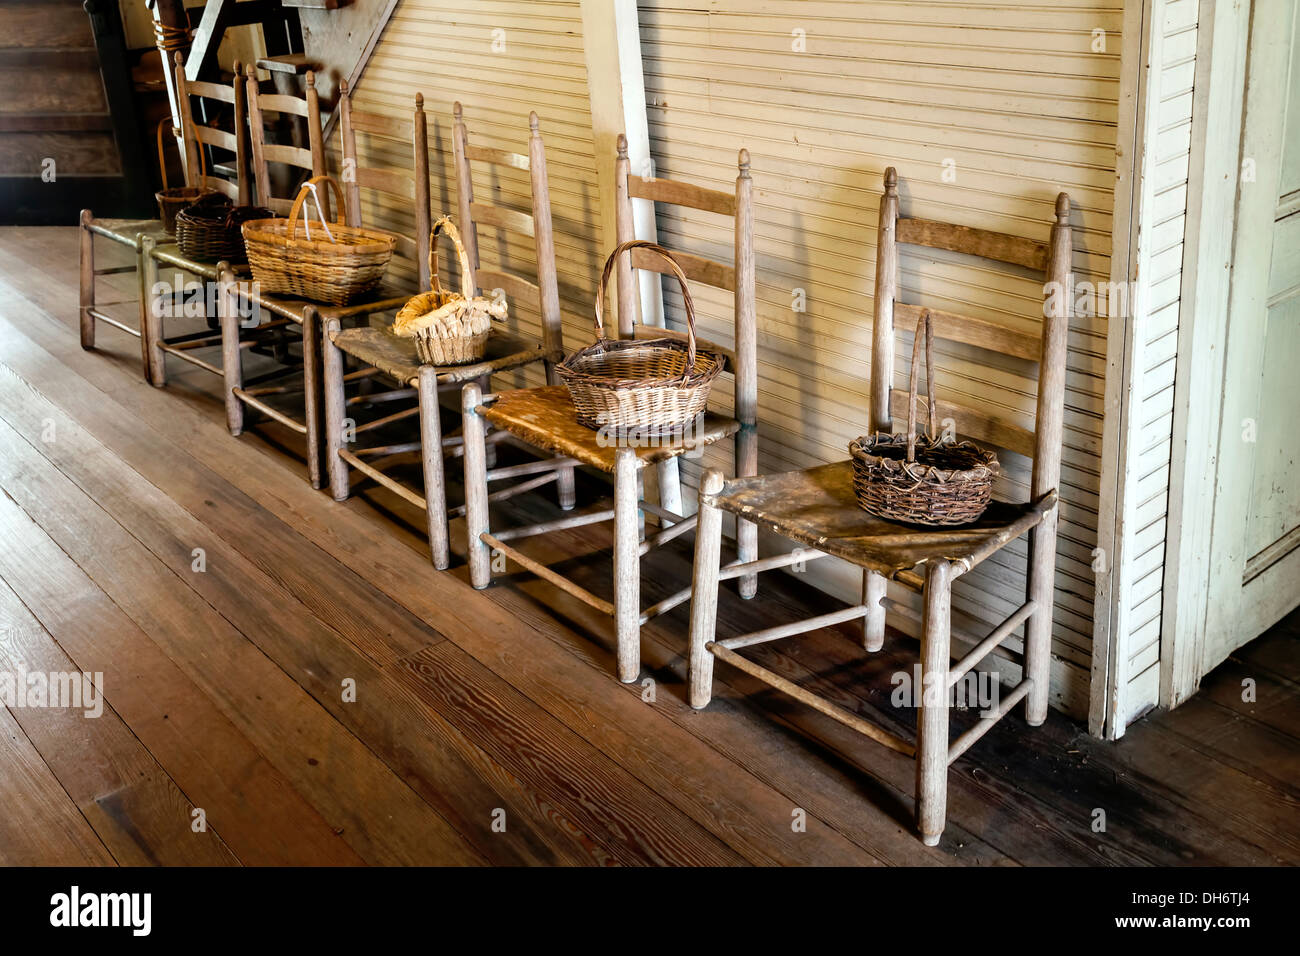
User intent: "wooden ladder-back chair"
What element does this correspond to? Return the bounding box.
[138,55,265,389]
[320,102,566,567]
[686,167,1071,846]
[219,80,427,488]
[80,53,250,384]
[461,134,757,684]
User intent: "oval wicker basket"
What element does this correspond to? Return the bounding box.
[154,119,212,235]
[241,175,396,306]
[556,240,725,433]
[175,194,274,263]
[849,309,998,526]
[391,217,502,366]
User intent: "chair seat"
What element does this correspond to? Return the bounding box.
[151,243,222,281]
[88,218,168,249]
[708,460,1056,578]
[480,385,740,474]
[330,324,544,388]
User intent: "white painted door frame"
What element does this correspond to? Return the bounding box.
[1163,0,1300,706]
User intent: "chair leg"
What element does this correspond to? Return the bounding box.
[301,307,324,489]
[863,570,887,652]
[78,210,94,350]
[917,560,952,846]
[419,366,450,571]
[655,457,683,519]
[321,317,350,502]
[477,374,498,469]
[463,382,493,589]
[139,235,165,387]
[556,462,576,511]
[1025,509,1058,726]
[217,266,243,436]
[688,469,725,709]
[735,430,758,598]
[613,447,641,683]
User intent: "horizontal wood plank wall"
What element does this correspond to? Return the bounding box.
[637,0,1127,720]
[341,0,603,381]
[1122,0,1199,725]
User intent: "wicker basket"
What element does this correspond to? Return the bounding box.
[390,217,505,365]
[175,194,274,263]
[849,309,998,526]
[556,240,725,433]
[241,175,396,305]
[154,119,212,235]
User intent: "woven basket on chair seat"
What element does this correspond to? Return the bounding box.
[557,240,724,433]
[175,194,274,263]
[241,175,396,306]
[390,216,503,365]
[848,309,998,526]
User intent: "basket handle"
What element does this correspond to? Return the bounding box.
[594,240,699,374]
[428,216,475,299]
[156,118,205,191]
[286,175,348,241]
[905,308,939,462]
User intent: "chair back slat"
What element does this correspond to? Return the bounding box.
[629,244,735,292]
[870,166,1072,475]
[628,174,736,216]
[171,52,250,205]
[349,109,414,141]
[355,165,416,201]
[893,303,1040,362]
[452,102,563,367]
[896,217,1049,271]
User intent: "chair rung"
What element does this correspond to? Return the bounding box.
[354,404,420,433]
[94,265,136,276]
[639,512,698,556]
[708,643,916,757]
[639,583,692,624]
[881,595,1026,671]
[717,604,870,651]
[639,500,686,524]
[337,448,425,509]
[492,507,615,543]
[947,600,1036,688]
[719,548,826,582]
[233,389,307,433]
[480,533,615,616]
[947,678,1033,765]
[88,311,140,337]
[448,471,560,519]
[486,457,579,482]
[347,387,417,406]
[161,347,222,376]
[354,441,423,458]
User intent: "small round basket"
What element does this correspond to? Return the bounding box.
[175,194,274,263]
[154,120,212,235]
[390,217,503,365]
[556,240,725,433]
[848,309,998,526]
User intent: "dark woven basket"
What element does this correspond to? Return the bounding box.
[175,194,274,263]
[848,309,998,526]
[556,240,725,433]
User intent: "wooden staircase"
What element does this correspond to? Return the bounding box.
[0,0,149,224]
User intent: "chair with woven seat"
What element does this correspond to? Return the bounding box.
[80,53,251,383]
[217,77,425,487]
[685,167,1072,846]
[460,136,758,684]
[319,103,567,567]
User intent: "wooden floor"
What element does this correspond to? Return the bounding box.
[1,226,1297,866]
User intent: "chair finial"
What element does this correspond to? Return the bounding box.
[233,60,241,75]
[884,167,898,191]
[529,110,539,132]
[339,77,348,95]
[415,92,424,109]
[173,51,183,66]
[738,148,751,177]
[245,63,256,78]
[306,71,315,89]
[453,101,463,120]
[1055,192,1070,222]
[616,133,628,158]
